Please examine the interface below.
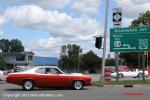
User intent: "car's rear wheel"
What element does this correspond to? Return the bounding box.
[72,81,83,90]
[22,80,34,91]
[118,73,124,79]
[138,73,143,78]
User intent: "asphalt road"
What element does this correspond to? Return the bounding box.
[0,82,150,100]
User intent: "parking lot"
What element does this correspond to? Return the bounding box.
[0,81,150,100]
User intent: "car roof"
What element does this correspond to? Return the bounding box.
[25,66,59,72]
[34,66,58,69]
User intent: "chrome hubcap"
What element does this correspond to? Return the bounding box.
[24,81,32,90]
[74,81,82,89]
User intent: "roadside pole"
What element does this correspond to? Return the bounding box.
[138,53,141,70]
[146,51,149,70]
[113,7,122,82]
[100,0,109,82]
[115,52,119,82]
[77,47,80,72]
[142,52,146,81]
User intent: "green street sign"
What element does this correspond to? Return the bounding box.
[110,27,150,52]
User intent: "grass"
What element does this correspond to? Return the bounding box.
[92,80,150,87]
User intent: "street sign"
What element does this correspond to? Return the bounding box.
[110,27,150,52]
[113,7,122,27]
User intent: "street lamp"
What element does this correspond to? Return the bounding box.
[100,0,109,82]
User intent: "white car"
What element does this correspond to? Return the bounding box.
[0,70,6,81]
[111,69,148,79]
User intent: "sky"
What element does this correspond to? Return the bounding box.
[0,0,150,58]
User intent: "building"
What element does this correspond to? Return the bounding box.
[5,52,34,66]
[34,56,58,66]
[4,52,58,66]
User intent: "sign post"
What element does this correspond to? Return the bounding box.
[113,7,122,82]
[113,7,122,28]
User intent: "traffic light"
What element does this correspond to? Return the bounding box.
[95,37,102,49]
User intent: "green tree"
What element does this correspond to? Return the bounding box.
[0,39,10,53]
[131,11,150,27]
[59,44,82,69]
[0,39,24,53]
[59,44,102,73]
[10,39,24,52]
[82,51,102,73]
[0,53,6,67]
[105,58,115,66]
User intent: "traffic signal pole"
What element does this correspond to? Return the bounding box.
[100,0,109,82]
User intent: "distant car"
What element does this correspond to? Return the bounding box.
[111,69,148,79]
[0,70,6,81]
[6,66,91,90]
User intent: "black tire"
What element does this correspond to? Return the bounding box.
[118,73,124,79]
[22,80,35,91]
[72,81,83,90]
[138,73,143,78]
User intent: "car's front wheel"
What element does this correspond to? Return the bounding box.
[72,81,83,90]
[22,80,35,91]
[118,73,124,79]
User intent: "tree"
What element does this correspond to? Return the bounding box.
[82,51,102,73]
[59,44,102,73]
[10,39,24,52]
[0,39,10,53]
[105,58,115,66]
[59,44,82,69]
[119,11,150,68]
[0,53,6,67]
[131,11,150,27]
[119,52,139,67]
[0,39,24,53]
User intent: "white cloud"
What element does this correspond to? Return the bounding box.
[122,18,133,27]
[4,5,47,27]
[3,5,102,56]
[25,37,62,57]
[23,0,73,9]
[131,0,150,4]
[1,0,101,16]
[71,0,100,15]
[0,16,6,36]
[0,16,5,28]
[4,5,101,38]
[115,0,150,18]
[0,0,72,9]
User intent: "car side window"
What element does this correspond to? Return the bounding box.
[52,68,63,74]
[50,68,58,74]
[35,68,45,74]
[45,68,63,74]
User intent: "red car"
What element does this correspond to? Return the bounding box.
[6,66,91,90]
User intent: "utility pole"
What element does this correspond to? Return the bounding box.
[115,52,119,82]
[100,0,109,82]
[142,52,146,81]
